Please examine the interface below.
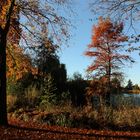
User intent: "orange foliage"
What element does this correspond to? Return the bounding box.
[6,44,37,80]
[0,0,11,29]
[0,0,18,30]
[0,0,37,80]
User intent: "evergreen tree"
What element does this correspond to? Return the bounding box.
[126,79,133,90]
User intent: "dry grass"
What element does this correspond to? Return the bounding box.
[113,107,140,127]
[8,94,140,130]
[83,104,140,128]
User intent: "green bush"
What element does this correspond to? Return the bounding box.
[39,74,57,109]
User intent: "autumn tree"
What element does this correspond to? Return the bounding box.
[0,0,16,125]
[85,17,133,105]
[5,1,34,80]
[0,0,71,125]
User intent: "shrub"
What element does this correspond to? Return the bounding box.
[39,74,57,110]
[24,84,40,108]
[43,112,71,127]
[7,95,17,112]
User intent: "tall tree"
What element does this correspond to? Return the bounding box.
[34,36,67,98]
[0,0,71,125]
[0,0,16,125]
[85,17,133,104]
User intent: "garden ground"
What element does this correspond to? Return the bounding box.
[0,118,140,140]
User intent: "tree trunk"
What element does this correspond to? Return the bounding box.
[0,0,15,126]
[0,31,8,125]
[106,73,111,106]
[106,50,111,106]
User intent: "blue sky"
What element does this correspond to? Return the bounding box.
[59,1,140,85]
